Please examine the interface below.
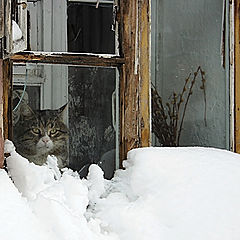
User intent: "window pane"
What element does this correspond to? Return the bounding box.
[68,2,115,53]
[13,63,119,179]
[27,0,116,54]
[151,0,228,149]
[68,66,118,178]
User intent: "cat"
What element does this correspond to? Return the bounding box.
[13,103,69,168]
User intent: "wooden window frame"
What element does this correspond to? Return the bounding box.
[229,0,240,153]
[0,0,151,168]
[234,0,240,152]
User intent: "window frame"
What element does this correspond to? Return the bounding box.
[233,0,240,152]
[3,0,27,55]
[0,0,151,168]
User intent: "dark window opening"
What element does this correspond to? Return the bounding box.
[67,2,115,54]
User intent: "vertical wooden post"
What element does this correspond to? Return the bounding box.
[3,59,12,140]
[235,0,240,152]
[0,59,4,168]
[138,0,151,147]
[0,0,4,39]
[119,0,151,164]
[0,58,12,168]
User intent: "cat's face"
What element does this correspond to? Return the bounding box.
[13,104,69,158]
[30,111,67,155]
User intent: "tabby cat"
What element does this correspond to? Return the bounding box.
[13,103,69,168]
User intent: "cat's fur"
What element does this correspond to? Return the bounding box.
[13,103,69,168]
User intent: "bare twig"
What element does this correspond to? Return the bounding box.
[199,68,207,126]
[152,66,207,147]
[174,73,191,141]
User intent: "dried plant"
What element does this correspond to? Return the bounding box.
[152,66,206,146]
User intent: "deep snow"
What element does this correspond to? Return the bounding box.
[2,140,240,240]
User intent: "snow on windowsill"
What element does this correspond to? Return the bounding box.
[18,51,120,58]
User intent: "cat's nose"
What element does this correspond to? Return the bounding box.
[42,136,50,143]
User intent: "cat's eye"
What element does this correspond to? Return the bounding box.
[32,128,41,135]
[49,129,58,136]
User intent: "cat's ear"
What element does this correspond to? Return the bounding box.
[57,103,68,119]
[20,103,35,118]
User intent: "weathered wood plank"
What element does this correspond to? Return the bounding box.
[139,0,151,147]
[235,0,240,152]
[229,0,235,151]
[5,0,12,55]
[0,59,12,169]
[119,0,151,163]
[3,59,12,140]
[0,60,4,168]
[11,52,125,67]
[119,0,138,163]
[0,0,4,38]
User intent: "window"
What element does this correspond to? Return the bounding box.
[13,63,119,178]
[0,0,151,174]
[150,0,234,151]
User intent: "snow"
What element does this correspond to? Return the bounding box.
[2,140,240,240]
[19,51,119,58]
[12,20,22,42]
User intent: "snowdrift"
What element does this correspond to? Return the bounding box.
[2,140,240,240]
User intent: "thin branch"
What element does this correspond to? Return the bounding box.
[177,66,205,145]
[199,67,207,126]
[152,66,207,147]
[174,73,191,140]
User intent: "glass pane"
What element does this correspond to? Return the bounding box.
[27,0,116,54]
[151,0,228,149]
[13,63,119,179]
[68,2,115,53]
